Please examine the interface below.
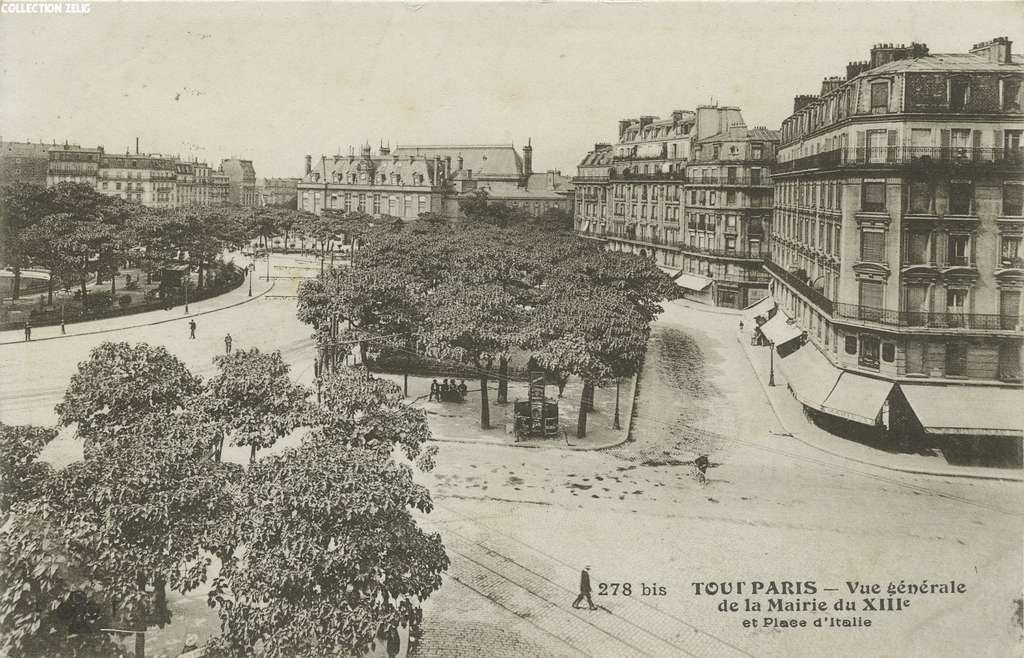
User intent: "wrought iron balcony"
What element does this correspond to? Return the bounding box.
[775,147,1024,174]
[833,303,1020,332]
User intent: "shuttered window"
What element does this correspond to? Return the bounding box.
[859,281,883,308]
[1001,290,1021,330]
[870,82,889,112]
[999,343,1022,381]
[1004,183,1024,216]
[904,286,929,326]
[906,340,927,375]
[945,343,967,377]
[907,232,930,264]
[861,180,885,211]
[909,182,931,214]
[860,231,885,263]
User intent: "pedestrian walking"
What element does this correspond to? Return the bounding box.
[572,566,598,610]
[23,321,31,342]
[739,320,744,332]
[224,333,233,354]
[694,454,710,486]
[429,379,439,402]
[188,319,196,339]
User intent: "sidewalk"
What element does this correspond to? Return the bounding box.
[372,371,633,451]
[736,326,1023,482]
[0,273,274,345]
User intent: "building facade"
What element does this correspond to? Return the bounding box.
[574,106,776,308]
[0,140,53,187]
[297,142,571,221]
[767,37,1023,455]
[220,158,258,206]
[97,152,178,208]
[257,177,301,207]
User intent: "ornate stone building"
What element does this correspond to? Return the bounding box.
[767,37,1023,456]
[574,105,776,308]
[297,142,571,221]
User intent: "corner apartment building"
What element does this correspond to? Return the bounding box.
[682,126,779,307]
[257,177,301,207]
[297,142,570,221]
[220,158,258,207]
[574,106,776,308]
[767,37,1023,455]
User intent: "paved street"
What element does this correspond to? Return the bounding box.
[2,268,1021,657]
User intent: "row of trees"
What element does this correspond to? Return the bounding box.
[0,342,447,658]
[296,211,679,437]
[0,183,324,306]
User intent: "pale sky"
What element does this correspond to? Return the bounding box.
[1,2,1020,178]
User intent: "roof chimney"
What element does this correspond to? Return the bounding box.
[970,36,1012,64]
[304,154,312,175]
[135,137,139,155]
[523,138,533,176]
[846,61,869,80]
[793,94,819,114]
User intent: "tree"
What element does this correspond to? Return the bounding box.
[56,342,204,447]
[426,280,525,429]
[0,183,52,300]
[531,286,648,437]
[205,439,447,658]
[0,422,56,514]
[206,348,309,462]
[0,429,240,658]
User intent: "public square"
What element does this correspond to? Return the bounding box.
[2,252,1019,658]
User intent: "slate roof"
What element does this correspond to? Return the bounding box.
[699,127,782,144]
[394,145,523,179]
[865,52,1024,75]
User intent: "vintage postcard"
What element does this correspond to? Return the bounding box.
[0,2,1021,657]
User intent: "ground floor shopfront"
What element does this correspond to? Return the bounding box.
[599,234,769,309]
[744,296,1023,465]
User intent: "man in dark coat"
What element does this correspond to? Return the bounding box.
[429,379,439,402]
[572,565,597,610]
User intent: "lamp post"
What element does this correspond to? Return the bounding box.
[248,247,254,296]
[184,268,189,314]
[768,340,776,387]
[612,377,622,430]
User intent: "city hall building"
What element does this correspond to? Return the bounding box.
[297,142,572,221]
[765,37,1023,458]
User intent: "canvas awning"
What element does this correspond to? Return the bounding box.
[777,344,841,410]
[743,295,776,325]
[676,273,713,292]
[900,384,1023,438]
[758,311,802,345]
[658,265,682,278]
[821,373,894,426]
[581,221,591,232]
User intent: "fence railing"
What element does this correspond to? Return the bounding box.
[762,258,835,314]
[685,175,772,186]
[0,266,245,331]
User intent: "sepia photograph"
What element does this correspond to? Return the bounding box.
[0,1,1022,657]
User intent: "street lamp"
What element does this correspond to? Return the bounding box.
[184,268,189,314]
[768,340,776,387]
[248,248,254,297]
[612,377,622,430]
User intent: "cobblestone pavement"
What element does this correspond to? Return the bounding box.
[5,274,1022,657]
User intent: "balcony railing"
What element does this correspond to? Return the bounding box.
[762,258,835,314]
[776,147,1024,174]
[833,303,1019,331]
[616,170,687,181]
[685,175,772,186]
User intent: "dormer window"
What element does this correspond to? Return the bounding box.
[870,81,889,113]
[950,78,970,111]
